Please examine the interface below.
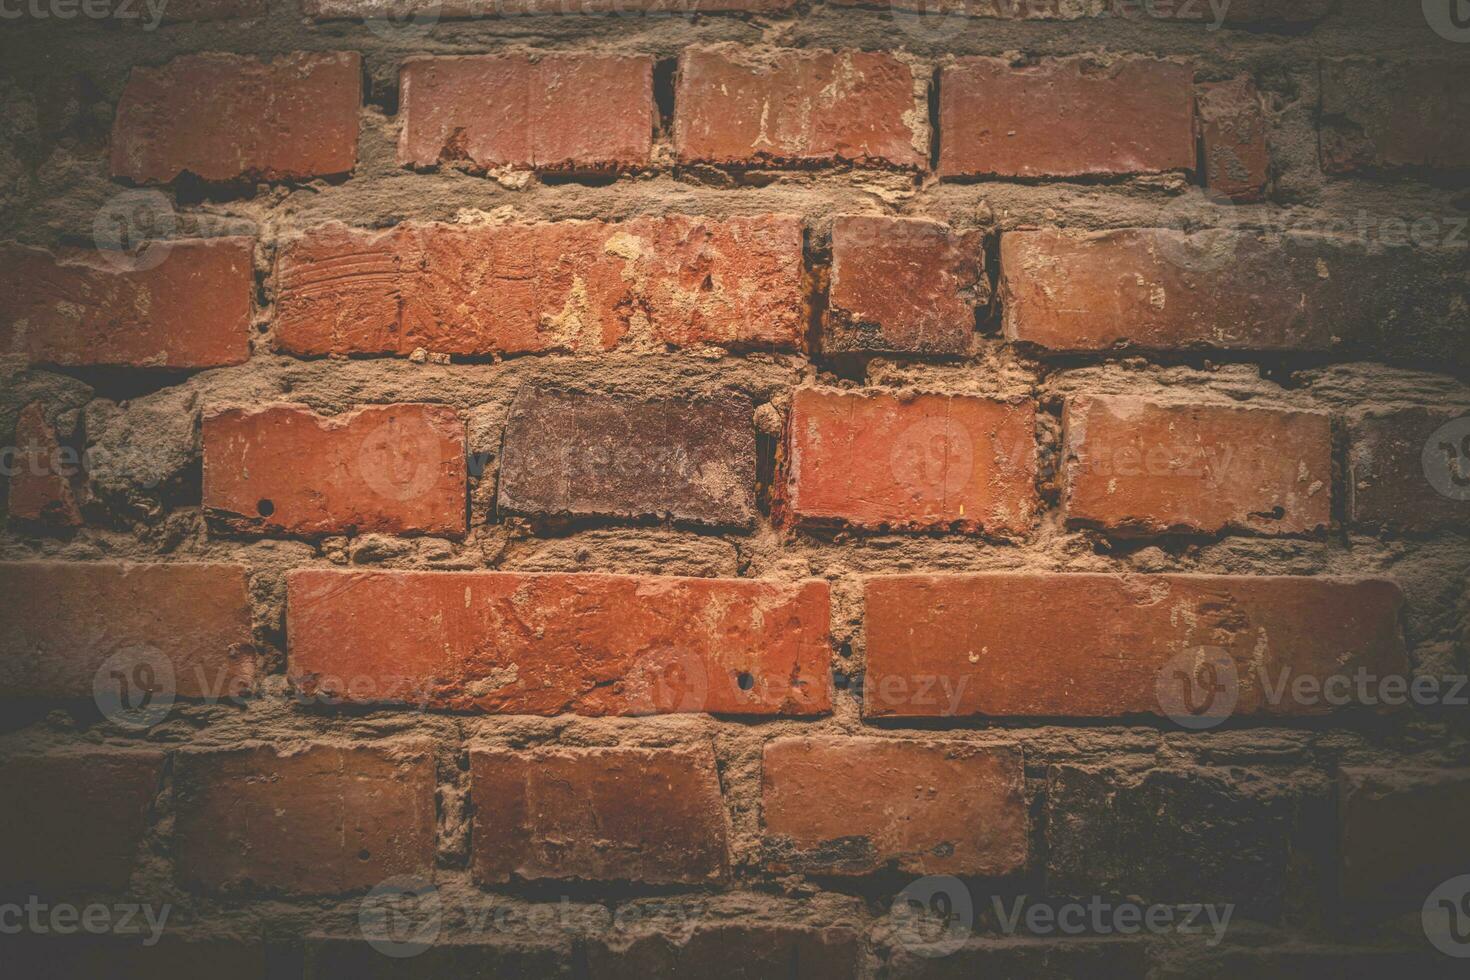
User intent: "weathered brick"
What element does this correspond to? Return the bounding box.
[781,388,1037,535]
[202,403,467,539]
[825,215,987,357]
[173,741,436,895]
[1339,768,1470,909]
[1320,60,1470,175]
[863,573,1408,719]
[588,925,859,980]
[1047,765,1307,918]
[308,0,794,17]
[287,569,831,716]
[1198,76,1269,202]
[111,52,360,183]
[497,388,756,528]
[398,54,653,174]
[9,938,270,980]
[304,938,572,979]
[273,216,805,356]
[1148,947,1459,980]
[0,238,253,369]
[938,57,1195,179]
[7,403,82,527]
[0,750,163,892]
[675,45,926,170]
[1063,396,1331,536]
[831,0,1328,24]
[0,561,257,701]
[880,938,1147,980]
[762,738,1027,876]
[471,744,729,884]
[1348,408,1470,532]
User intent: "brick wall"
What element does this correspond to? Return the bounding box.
[1,1,1469,976]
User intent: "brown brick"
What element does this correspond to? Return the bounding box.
[863,572,1408,719]
[273,216,805,356]
[202,403,467,539]
[0,561,257,701]
[675,45,926,170]
[1063,396,1331,536]
[938,57,1195,179]
[1339,768,1470,910]
[781,387,1037,535]
[0,238,253,369]
[398,54,653,175]
[762,738,1027,876]
[1198,76,1269,202]
[497,388,756,528]
[825,215,987,357]
[471,744,729,884]
[304,938,572,979]
[9,938,270,980]
[1321,60,1470,175]
[1348,407,1470,532]
[7,403,82,527]
[830,0,1329,25]
[111,52,360,183]
[287,569,832,716]
[0,750,163,892]
[173,741,436,895]
[588,925,859,980]
[308,0,795,17]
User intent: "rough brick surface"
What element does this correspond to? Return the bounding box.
[287,569,831,715]
[880,938,1147,980]
[1198,76,1269,202]
[273,216,805,356]
[309,0,794,16]
[588,925,858,980]
[1320,60,1470,175]
[304,939,572,979]
[9,938,271,980]
[782,388,1037,535]
[202,403,467,539]
[1348,407,1470,531]
[398,54,653,174]
[0,751,163,892]
[110,52,361,183]
[825,215,987,356]
[7,403,81,527]
[497,388,756,528]
[1339,768,1470,910]
[471,744,729,884]
[0,238,253,368]
[863,573,1408,719]
[831,0,1329,23]
[0,561,257,700]
[1062,396,1332,536]
[675,45,926,169]
[173,742,436,894]
[762,738,1027,876]
[938,57,1195,179]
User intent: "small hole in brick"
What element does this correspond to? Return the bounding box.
[737,672,755,691]
[357,849,371,861]
[256,499,275,517]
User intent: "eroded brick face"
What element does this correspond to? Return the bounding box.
[7,403,82,527]
[1198,76,1269,202]
[1348,407,1470,532]
[471,744,730,884]
[286,569,832,715]
[1320,60,1470,175]
[1339,768,1470,911]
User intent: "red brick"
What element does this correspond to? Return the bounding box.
[497,388,756,528]
[588,925,858,980]
[1198,76,1269,202]
[273,216,805,356]
[1320,60,1470,175]
[830,0,1329,24]
[1348,407,1470,532]
[308,0,795,17]
[0,238,253,368]
[110,52,360,183]
[1063,396,1331,536]
[1339,768,1470,909]
[471,744,729,884]
[202,403,467,539]
[287,569,831,715]
[675,45,926,170]
[938,57,1195,179]
[863,573,1408,719]
[398,54,653,175]
[173,741,436,894]
[0,750,163,892]
[999,228,1342,353]
[7,403,82,527]
[762,737,1027,876]
[0,561,257,701]
[781,387,1037,535]
[825,215,987,356]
